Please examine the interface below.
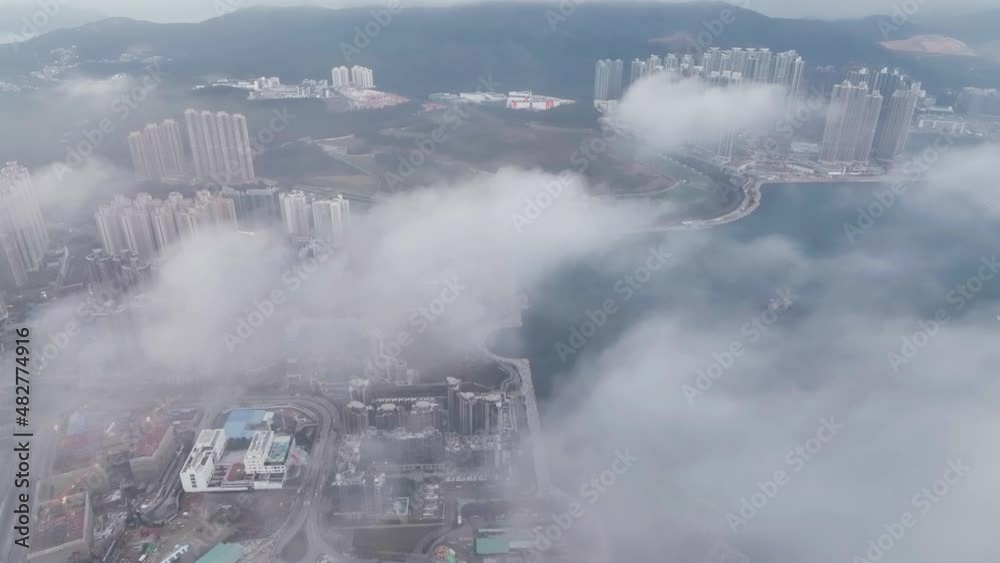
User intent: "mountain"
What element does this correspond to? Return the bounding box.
[2,2,999,98]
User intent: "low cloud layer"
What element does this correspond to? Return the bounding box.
[616,75,785,152]
[15,55,1000,563]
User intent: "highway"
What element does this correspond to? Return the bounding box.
[254,395,343,562]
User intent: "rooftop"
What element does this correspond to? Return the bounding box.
[133,424,170,458]
[195,543,243,563]
[223,409,268,440]
[32,494,89,552]
[266,436,293,464]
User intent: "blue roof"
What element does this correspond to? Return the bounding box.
[222,409,266,441]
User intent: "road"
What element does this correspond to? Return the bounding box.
[256,395,344,562]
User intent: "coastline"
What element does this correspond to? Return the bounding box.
[640,175,898,233]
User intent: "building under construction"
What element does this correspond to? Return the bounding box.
[28,492,95,563]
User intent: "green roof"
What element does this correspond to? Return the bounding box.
[475,538,510,555]
[196,543,243,563]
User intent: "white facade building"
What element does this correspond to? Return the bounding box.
[244,431,293,475]
[180,429,227,492]
[184,109,256,185]
[280,190,312,238]
[350,66,375,89]
[0,162,49,288]
[311,194,351,244]
[331,66,351,88]
[127,119,188,182]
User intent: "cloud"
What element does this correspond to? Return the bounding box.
[615,75,785,152]
[531,142,1000,563]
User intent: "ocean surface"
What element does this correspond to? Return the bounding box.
[493,181,1000,405]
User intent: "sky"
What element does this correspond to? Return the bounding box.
[0,0,996,26]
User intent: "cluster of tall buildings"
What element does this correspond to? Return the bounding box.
[594,48,805,103]
[593,59,625,102]
[447,377,515,437]
[95,191,237,261]
[278,190,352,244]
[344,376,515,438]
[0,162,48,288]
[127,119,187,182]
[127,110,256,186]
[331,65,375,89]
[84,248,151,300]
[820,67,922,163]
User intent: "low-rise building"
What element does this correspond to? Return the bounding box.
[180,429,227,492]
[28,493,95,563]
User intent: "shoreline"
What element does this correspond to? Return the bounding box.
[641,175,897,233]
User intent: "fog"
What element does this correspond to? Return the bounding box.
[9,33,1000,563]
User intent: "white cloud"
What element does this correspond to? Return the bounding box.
[616,75,785,152]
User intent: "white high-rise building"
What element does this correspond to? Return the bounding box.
[874,84,921,160]
[311,194,351,244]
[95,196,131,255]
[150,203,179,250]
[752,48,773,83]
[280,190,312,238]
[594,59,612,101]
[180,429,227,493]
[0,162,48,288]
[609,59,624,99]
[772,50,805,99]
[184,109,256,185]
[350,66,374,89]
[820,81,884,164]
[629,59,647,85]
[120,206,157,261]
[97,191,236,259]
[128,119,188,182]
[331,66,351,88]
